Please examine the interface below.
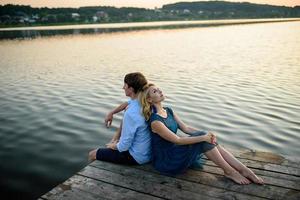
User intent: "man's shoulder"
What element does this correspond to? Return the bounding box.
[125,105,144,122]
[127,100,140,111]
[126,108,142,119]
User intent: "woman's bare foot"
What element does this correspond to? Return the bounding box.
[241,168,264,185]
[225,170,251,185]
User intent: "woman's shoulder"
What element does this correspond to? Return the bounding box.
[149,112,159,120]
[165,107,174,116]
[149,112,162,123]
[149,107,173,123]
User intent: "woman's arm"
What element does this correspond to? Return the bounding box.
[173,111,217,144]
[173,112,198,134]
[105,102,128,127]
[151,121,214,145]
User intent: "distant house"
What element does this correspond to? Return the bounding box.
[95,11,109,22]
[15,11,28,17]
[71,13,80,19]
[15,16,29,23]
[170,10,180,14]
[154,8,162,13]
[28,19,36,23]
[214,11,223,15]
[96,11,108,18]
[92,16,98,22]
[183,9,190,14]
[32,14,39,20]
[12,11,29,23]
[41,16,48,22]
[0,15,11,23]
[41,15,57,22]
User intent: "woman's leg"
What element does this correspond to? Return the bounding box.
[217,145,264,184]
[205,147,251,185]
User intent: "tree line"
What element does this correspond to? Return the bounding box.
[1,1,299,27]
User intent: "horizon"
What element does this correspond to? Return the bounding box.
[0,0,299,9]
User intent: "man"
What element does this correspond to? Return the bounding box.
[88,72,151,165]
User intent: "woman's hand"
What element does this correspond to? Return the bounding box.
[205,132,217,144]
[210,132,217,144]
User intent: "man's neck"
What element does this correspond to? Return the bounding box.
[130,93,138,99]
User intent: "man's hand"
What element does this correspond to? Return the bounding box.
[105,112,113,127]
[106,141,117,150]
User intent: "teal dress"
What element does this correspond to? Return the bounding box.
[149,107,217,175]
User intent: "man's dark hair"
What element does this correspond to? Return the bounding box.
[124,72,148,94]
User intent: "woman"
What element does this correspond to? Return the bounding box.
[139,83,264,185]
[89,72,151,165]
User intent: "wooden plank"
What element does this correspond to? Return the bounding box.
[132,163,300,199]
[181,169,300,200]
[42,177,108,200]
[203,160,300,182]
[90,161,267,200]
[203,157,300,176]
[42,174,162,200]
[79,165,218,200]
[41,147,300,200]
[202,159,299,182]
[224,147,300,168]
[43,187,104,200]
[200,164,300,190]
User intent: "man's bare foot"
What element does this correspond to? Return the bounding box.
[88,149,97,162]
[225,170,251,185]
[241,168,264,185]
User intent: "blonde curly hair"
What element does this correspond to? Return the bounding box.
[139,83,155,121]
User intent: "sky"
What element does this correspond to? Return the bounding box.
[0,0,299,8]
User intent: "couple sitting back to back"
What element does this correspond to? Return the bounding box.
[89,72,264,185]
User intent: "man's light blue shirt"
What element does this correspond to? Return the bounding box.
[116,99,152,164]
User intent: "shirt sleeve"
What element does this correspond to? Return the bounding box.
[116,113,138,152]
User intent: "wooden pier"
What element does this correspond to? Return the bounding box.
[40,147,300,200]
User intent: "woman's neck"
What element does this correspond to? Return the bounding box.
[154,103,165,113]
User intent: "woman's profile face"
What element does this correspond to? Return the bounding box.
[148,85,165,103]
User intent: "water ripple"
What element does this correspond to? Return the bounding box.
[1,21,300,198]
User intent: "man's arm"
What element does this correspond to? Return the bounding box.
[116,113,137,152]
[105,102,128,127]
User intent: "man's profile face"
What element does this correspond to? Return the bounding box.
[123,82,132,97]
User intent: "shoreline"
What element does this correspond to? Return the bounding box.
[1,18,300,40]
[1,18,300,31]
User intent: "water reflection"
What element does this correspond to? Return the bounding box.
[1,18,299,40]
[0,20,300,199]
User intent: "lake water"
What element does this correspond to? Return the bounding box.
[0,20,300,199]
